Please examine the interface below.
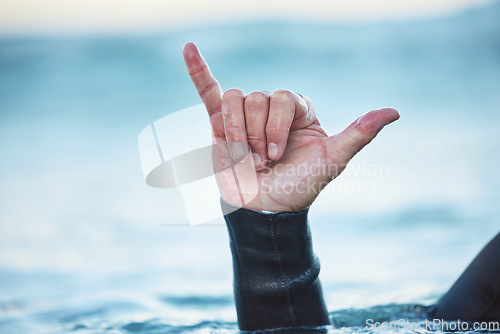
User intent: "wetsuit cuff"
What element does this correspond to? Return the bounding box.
[222,199,330,332]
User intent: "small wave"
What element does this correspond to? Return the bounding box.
[330,303,429,328]
[116,304,429,333]
[120,319,237,334]
[159,295,234,308]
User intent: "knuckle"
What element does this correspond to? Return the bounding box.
[300,94,314,108]
[354,116,376,135]
[222,88,245,101]
[246,133,266,142]
[300,94,313,105]
[225,127,244,141]
[245,91,269,106]
[197,81,219,98]
[271,89,293,103]
[188,63,208,77]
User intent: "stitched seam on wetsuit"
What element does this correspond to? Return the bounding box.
[269,214,297,327]
[226,218,250,328]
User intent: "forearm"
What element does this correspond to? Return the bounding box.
[222,200,330,332]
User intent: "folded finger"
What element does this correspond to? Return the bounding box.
[222,88,249,162]
[244,91,270,169]
[266,90,302,160]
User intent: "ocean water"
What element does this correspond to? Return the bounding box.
[1,1,500,333]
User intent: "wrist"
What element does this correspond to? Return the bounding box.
[220,197,310,215]
[221,197,330,331]
[221,198,284,215]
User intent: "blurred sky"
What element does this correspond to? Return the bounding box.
[0,0,493,35]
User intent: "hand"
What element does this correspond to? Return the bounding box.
[183,42,399,212]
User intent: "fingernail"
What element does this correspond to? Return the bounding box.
[268,143,279,160]
[231,142,246,161]
[252,153,262,167]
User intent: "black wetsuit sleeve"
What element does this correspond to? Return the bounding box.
[428,232,500,321]
[222,200,331,333]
